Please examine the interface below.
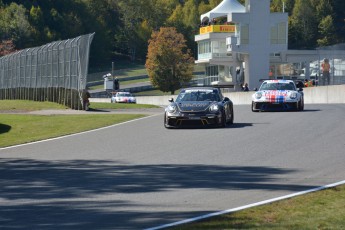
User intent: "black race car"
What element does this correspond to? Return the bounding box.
[164,87,234,128]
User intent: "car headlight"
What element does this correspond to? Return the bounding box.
[167,104,177,113]
[209,103,219,112]
[290,92,297,99]
[255,92,262,99]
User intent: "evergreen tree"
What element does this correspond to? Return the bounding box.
[311,0,336,46]
[116,0,169,60]
[314,0,333,22]
[317,15,336,47]
[270,0,295,15]
[331,0,345,43]
[289,0,317,49]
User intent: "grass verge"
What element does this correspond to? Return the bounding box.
[172,184,345,229]
[0,100,69,111]
[0,114,146,148]
[0,100,158,148]
[89,102,160,110]
[0,100,160,111]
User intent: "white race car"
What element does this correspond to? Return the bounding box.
[111,92,136,103]
[251,80,304,112]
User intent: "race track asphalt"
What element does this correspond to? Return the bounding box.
[0,104,344,229]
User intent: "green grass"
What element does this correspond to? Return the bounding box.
[0,100,158,148]
[172,184,345,229]
[0,100,69,111]
[87,65,147,82]
[120,78,150,86]
[0,114,145,147]
[88,60,145,74]
[0,100,160,111]
[88,78,150,90]
[87,64,204,86]
[89,102,160,110]
[115,66,147,77]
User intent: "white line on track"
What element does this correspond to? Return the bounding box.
[146,180,345,230]
[0,114,160,151]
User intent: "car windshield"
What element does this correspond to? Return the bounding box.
[260,82,296,91]
[117,93,133,97]
[176,89,220,102]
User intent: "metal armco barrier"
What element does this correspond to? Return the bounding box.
[0,33,94,110]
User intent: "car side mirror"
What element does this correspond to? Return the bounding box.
[298,88,303,92]
[253,88,258,91]
[169,98,174,103]
[223,97,230,102]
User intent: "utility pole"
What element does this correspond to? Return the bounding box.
[112,61,115,81]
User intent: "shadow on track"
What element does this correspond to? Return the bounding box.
[0,158,319,229]
[87,108,110,112]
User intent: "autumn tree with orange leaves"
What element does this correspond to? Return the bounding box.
[145,27,194,95]
[0,40,16,56]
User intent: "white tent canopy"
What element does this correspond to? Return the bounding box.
[200,0,246,23]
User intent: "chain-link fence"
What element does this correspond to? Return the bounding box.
[0,33,94,110]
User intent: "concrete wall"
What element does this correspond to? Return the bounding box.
[304,85,345,104]
[90,85,345,106]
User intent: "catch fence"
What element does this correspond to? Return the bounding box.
[0,33,94,110]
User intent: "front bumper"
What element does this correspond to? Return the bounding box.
[165,112,222,128]
[116,99,136,103]
[252,101,298,111]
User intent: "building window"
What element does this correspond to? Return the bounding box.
[240,24,249,44]
[212,41,219,54]
[206,65,219,77]
[198,41,211,54]
[271,22,287,44]
[220,41,227,53]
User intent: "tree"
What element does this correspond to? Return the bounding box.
[311,0,336,46]
[314,0,333,22]
[145,27,194,95]
[289,0,317,49]
[271,0,295,14]
[116,0,169,60]
[0,2,32,48]
[332,0,345,43]
[317,15,336,47]
[0,39,16,56]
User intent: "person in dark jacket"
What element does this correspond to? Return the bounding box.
[242,83,249,91]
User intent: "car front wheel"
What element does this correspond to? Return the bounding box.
[252,102,258,112]
[164,114,170,129]
[227,106,234,125]
[220,110,227,128]
[298,99,304,111]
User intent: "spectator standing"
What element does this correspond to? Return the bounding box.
[113,77,120,90]
[321,58,330,85]
[82,89,91,110]
[242,83,249,91]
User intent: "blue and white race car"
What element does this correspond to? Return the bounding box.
[111,92,136,103]
[251,80,304,112]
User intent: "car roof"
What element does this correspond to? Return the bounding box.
[262,80,295,84]
[181,87,219,91]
